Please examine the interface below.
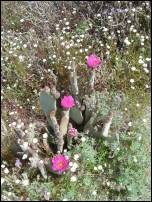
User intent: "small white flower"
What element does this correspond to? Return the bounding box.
[127,20,131,23]
[12,122,16,126]
[4,168,9,174]
[131,66,136,71]
[43,133,48,139]
[70,176,77,182]
[63,198,68,201]
[1,164,5,168]
[20,19,24,22]
[92,190,97,195]
[67,66,71,70]
[130,79,134,83]
[72,162,78,169]
[107,181,110,186]
[81,137,86,142]
[97,165,103,170]
[23,44,27,48]
[74,154,80,161]
[66,45,70,49]
[27,64,32,68]
[33,44,38,48]
[97,13,101,17]
[22,154,28,160]
[144,68,149,73]
[103,27,108,32]
[23,142,28,149]
[15,179,20,184]
[69,162,73,167]
[142,119,146,123]
[1,178,5,185]
[131,86,135,90]
[138,136,142,141]
[143,63,147,68]
[17,124,22,129]
[65,22,69,25]
[66,51,70,55]
[53,55,56,58]
[128,122,132,127]
[43,59,47,63]
[145,84,149,88]
[33,138,38,144]
[32,106,35,109]
[146,58,151,62]
[94,166,98,171]
[19,55,24,62]
[125,108,128,111]
[22,179,29,186]
[136,103,140,107]
[124,38,131,45]
[70,166,77,172]
[133,156,137,162]
[138,59,144,64]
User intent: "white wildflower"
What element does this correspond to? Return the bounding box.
[1,178,5,185]
[142,119,146,123]
[43,133,48,139]
[92,190,97,195]
[15,179,20,184]
[136,103,140,107]
[20,19,24,22]
[19,55,24,62]
[33,44,38,48]
[22,154,28,160]
[70,176,77,182]
[4,168,9,174]
[74,154,80,161]
[130,79,134,83]
[131,66,136,71]
[33,138,38,144]
[22,179,29,186]
[97,165,103,170]
[144,68,149,73]
[81,137,86,142]
[128,122,132,127]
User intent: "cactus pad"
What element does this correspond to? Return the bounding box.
[70,107,83,124]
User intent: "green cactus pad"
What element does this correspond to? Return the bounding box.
[70,107,83,124]
[39,91,56,114]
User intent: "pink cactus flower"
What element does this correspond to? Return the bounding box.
[51,154,69,173]
[61,96,75,109]
[67,127,78,137]
[87,54,101,69]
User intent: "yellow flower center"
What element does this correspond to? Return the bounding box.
[57,161,63,168]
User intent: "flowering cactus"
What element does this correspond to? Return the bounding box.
[67,127,78,137]
[61,95,75,109]
[87,54,101,69]
[51,154,69,173]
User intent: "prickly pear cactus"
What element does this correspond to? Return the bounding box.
[39,91,56,114]
[70,107,83,125]
[39,91,57,129]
